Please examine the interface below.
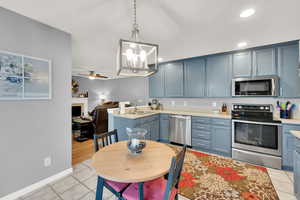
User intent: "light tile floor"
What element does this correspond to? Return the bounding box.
[18,159,296,200]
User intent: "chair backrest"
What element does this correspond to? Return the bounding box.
[91,103,119,135]
[93,129,119,152]
[164,145,187,200]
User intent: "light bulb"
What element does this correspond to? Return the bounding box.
[89,76,95,80]
[130,43,137,48]
[126,49,133,61]
[237,42,247,48]
[140,50,146,62]
[240,9,255,18]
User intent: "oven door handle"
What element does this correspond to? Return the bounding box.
[232,119,282,126]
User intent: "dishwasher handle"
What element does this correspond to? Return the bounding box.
[170,115,191,119]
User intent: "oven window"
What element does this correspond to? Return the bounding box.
[235,79,272,95]
[234,122,278,149]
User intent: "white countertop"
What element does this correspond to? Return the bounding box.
[109,106,300,124]
[111,109,231,120]
[290,130,300,139]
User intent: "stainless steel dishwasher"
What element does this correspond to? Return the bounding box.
[169,115,191,145]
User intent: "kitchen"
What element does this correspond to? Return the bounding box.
[106,39,300,199]
[2,1,300,200]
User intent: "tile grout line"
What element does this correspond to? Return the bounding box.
[48,184,64,200]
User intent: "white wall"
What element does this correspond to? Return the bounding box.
[0,7,72,197]
[157,98,300,119]
[73,76,149,111]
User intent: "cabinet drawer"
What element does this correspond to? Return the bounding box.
[192,130,211,140]
[192,117,211,124]
[192,123,210,131]
[192,138,211,149]
[211,118,231,126]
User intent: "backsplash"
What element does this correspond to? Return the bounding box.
[154,98,300,119]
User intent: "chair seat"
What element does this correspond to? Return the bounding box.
[122,177,178,200]
[105,180,129,192]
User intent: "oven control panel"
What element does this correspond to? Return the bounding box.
[232,104,272,112]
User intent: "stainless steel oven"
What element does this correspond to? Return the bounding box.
[232,76,279,97]
[232,120,282,156]
[231,104,282,169]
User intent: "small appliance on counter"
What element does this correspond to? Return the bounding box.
[231,104,282,169]
[148,99,161,110]
[276,101,295,119]
[119,101,130,114]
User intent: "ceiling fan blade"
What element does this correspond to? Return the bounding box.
[95,74,108,78]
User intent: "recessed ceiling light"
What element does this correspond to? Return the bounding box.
[158,57,163,62]
[237,42,248,48]
[240,8,255,18]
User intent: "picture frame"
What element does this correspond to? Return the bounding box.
[0,50,52,100]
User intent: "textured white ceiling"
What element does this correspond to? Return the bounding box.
[1,0,300,77]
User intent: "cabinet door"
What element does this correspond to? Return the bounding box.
[283,132,295,170]
[253,47,277,76]
[140,123,151,140]
[278,43,300,97]
[211,125,231,155]
[184,58,206,97]
[150,120,159,141]
[149,65,165,97]
[164,62,184,97]
[232,51,252,78]
[159,115,170,142]
[206,54,232,97]
[294,150,300,199]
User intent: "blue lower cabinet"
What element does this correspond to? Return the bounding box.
[211,125,231,156]
[282,124,300,170]
[294,149,300,199]
[159,114,170,142]
[113,117,141,141]
[150,120,159,141]
[111,115,159,141]
[192,117,231,157]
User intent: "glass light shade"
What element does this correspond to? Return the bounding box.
[117,39,158,77]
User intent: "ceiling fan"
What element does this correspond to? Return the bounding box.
[78,71,108,80]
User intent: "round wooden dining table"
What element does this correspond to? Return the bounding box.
[91,140,176,200]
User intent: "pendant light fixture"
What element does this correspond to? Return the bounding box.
[117,0,159,77]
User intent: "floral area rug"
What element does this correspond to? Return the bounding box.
[170,146,279,200]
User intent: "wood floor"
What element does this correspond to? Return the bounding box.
[72,138,95,165]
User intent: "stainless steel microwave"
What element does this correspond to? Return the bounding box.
[232,76,279,97]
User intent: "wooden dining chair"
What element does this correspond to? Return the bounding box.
[93,129,119,152]
[94,129,130,200]
[122,145,187,200]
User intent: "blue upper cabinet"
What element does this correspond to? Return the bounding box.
[206,54,232,97]
[184,58,206,97]
[164,62,184,97]
[278,43,300,97]
[149,65,165,98]
[253,47,277,76]
[232,51,252,78]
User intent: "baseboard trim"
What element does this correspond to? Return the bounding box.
[0,168,73,200]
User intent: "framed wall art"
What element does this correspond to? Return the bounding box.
[0,51,51,100]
